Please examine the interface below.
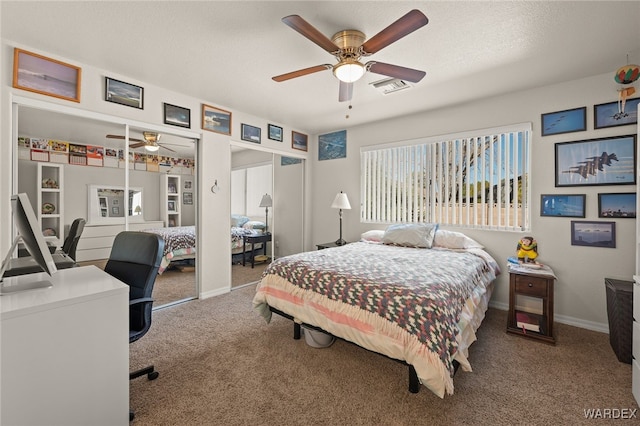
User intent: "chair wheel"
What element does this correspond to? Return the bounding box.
[129,410,134,421]
[148,371,159,380]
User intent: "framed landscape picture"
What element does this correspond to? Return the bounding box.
[164,103,191,128]
[318,130,347,160]
[540,194,585,217]
[541,107,586,136]
[571,221,616,248]
[594,98,640,129]
[105,77,143,109]
[292,131,308,151]
[597,192,636,218]
[13,48,81,102]
[241,123,261,143]
[202,104,232,135]
[555,134,636,187]
[268,124,283,142]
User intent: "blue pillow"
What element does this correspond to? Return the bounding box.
[231,214,250,227]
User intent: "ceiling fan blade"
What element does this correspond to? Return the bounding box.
[338,81,353,102]
[107,134,145,143]
[367,61,426,83]
[282,15,340,54]
[159,144,176,153]
[272,64,332,82]
[361,9,428,55]
[129,142,146,148]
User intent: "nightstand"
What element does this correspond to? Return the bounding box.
[506,266,556,344]
[316,241,351,250]
[242,233,272,268]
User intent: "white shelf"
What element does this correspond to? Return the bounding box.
[161,174,181,227]
[37,163,64,247]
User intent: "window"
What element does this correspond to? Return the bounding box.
[231,163,273,217]
[361,123,531,231]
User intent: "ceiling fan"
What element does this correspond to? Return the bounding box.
[272,9,429,102]
[106,131,178,153]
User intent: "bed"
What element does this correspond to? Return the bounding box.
[252,225,500,398]
[143,225,196,274]
[231,215,267,264]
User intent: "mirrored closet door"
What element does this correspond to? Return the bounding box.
[15,104,198,308]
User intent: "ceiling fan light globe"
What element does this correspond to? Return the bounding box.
[144,144,160,152]
[333,61,365,83]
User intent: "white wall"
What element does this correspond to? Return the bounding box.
[309,72,636,332]
[1,40,310,298]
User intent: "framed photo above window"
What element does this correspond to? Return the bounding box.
[13,48,81,103]
[555,134,636,187]
[268,124,283,142]
[570,221,616,248]
[594,98,640,129]
[597,192,636,218]
[540,194,585,217]
[202,104,231,135]
[541,107,586,136]
[241,123,261,143]
[105,77,143,109]
[292,131,308,151]
[163,103,191,128]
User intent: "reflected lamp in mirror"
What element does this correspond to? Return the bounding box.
[331,191,351,246]
[259,193,272,234]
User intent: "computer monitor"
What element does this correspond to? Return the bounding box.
[0,193,57,294]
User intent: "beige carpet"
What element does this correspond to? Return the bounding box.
[129,284,638,425]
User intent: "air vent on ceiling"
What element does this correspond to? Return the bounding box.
[370,78,412,95]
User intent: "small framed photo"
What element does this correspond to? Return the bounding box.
[541,107,586,136]
[202,104,231,135]
[168,200,176,212]
[164,103,191,128]
[268,124,283,142]
[13,48,81,102]
[183,192,193,205]
[571,221,616,248]
[540,194,585,217]
[594,98,640,129]
[111,206,120,215]
[555,135,636,187]
[598,192,636,218]
[184,180,192,190]
[292,131,308,151]
[241,123,261,143]
[105,77,143,109]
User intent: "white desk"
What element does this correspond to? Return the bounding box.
[1,266,129,426]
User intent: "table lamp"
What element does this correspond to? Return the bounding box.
[331,191,351,245]
[259,193,272,234]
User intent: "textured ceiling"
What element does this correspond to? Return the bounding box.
[3,1,640,138]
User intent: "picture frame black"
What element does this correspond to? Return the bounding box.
[268,124,283,142]
[597,192,636,218]
[594,98,640,129]
[105,77,143,109]
[570,220,616,248]
[540,194,585,217]
[163,103,191,128]
[554,134,636,187]
[241,123,261,143]
[168,200,176,212]
[541,107,586,136]
[292,130,308,151]
[13,48,82,103]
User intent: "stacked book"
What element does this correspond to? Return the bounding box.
[516,311,541,333]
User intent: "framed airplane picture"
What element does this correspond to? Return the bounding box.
[554,134,636,187]
[541,107,586,136]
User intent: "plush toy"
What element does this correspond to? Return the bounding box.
[516,236,539,264]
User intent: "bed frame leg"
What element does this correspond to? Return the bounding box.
[293,322,301,340]
[408,365,420,393]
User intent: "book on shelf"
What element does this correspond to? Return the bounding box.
[516,311,540,333]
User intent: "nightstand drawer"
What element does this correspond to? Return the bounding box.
[514,275,548,297]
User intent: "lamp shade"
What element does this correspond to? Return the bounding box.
[259,194,272,208]
[331,192,351,210]
[144,143,160,152]
[333,61,365,83]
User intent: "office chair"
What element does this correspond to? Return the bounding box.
[104,231,164,422]
[60,218,85,260]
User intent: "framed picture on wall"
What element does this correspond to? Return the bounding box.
[201,104,231,135]
[594,98,640,129]
[540,194,585,217]
[292,131,308,151]
[13,48,81,103]
[241,123,261,143]
[541,107,586,136]
[597,192,636,218]
[570,220,616,248]
[105,77,143,109]
[554,134,637,187]
[268,124,283,142]
[164,103,191,128]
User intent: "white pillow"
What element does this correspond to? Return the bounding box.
[382,223,439,248]
[360,230,385,242]
[433,229,484,249]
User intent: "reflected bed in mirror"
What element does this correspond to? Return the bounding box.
[87,184,144,225]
